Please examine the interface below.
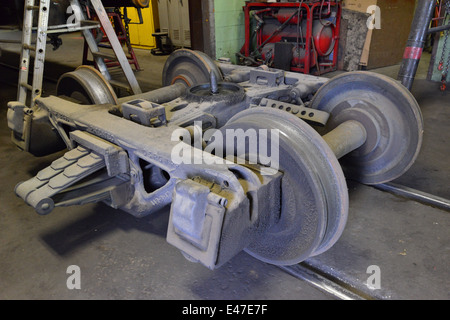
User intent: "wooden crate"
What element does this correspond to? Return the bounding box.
[343,0,416,69]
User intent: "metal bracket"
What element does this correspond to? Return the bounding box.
[249,68,285,87]
[257,98,330,126]
[167,179,227,269]
[166,177,240,270]
[7,101,29,150]
[122,100,167,127]
[70,130,130,177]
[167,166,283,270]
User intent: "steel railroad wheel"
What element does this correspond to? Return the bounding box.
[219,108,349,265]
[162,49,223,88]
[310,71,424,185]
[56,66,118,105]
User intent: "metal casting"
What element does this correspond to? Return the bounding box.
[7,49,424,270]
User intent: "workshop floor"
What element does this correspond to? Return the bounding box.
[0,33,448,300]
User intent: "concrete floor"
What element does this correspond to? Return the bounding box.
[0,33,449,300]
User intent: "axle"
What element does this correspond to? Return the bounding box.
[323,120,368,160]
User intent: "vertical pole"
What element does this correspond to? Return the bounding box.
[333,2,342,72]
[31,0,51,102]
[304,4,312,75]
[244,4,251,57]
[397,0,436,90]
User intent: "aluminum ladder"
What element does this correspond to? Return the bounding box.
[17,0,142,106]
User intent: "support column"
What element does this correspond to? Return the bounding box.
[398,0,436,90]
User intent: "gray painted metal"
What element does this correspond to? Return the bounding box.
[310,71,424,185]
[323,120,367,160]
[56,66,118,105]
[162,49,224,87]
[221,108,348,264]
[375,183,450,212]
[7,49,424,270]
[280,264,368,300]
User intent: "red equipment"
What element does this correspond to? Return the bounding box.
[240,1,342,75]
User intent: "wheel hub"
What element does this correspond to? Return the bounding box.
[310,71,424,185]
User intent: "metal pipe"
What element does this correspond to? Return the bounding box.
[117,82,187,105]
[375,183,450,212]
[397,0,436,90]
[322,120,367,159]
[280,264,368,300]
[428,23,450,34]
[210,71,219,94]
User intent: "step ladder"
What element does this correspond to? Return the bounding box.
[84,0,142,94]
[82,7,142,72]
[17,0,142,107]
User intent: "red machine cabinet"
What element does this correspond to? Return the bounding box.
[241,1,342,75]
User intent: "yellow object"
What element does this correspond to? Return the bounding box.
[132,0,150,8]
[124,3,156,49]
